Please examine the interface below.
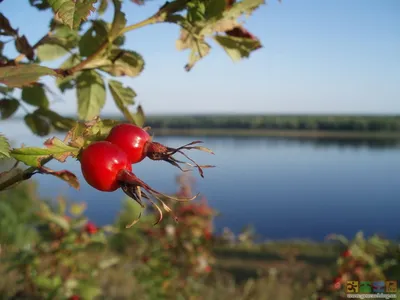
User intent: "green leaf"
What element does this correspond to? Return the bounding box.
[79,20,108,57]
[38,210,71,231]
[113,35,125,47]
[52,25,80,49]
[0,86,14,95]
[56,54,81,92]
[77,282,102,299]
[0,65,57,88]
[76,70,106,120]
[213,35,261,61]
[108,80,136,122]
[185,40,211,71]
[21,84,50,108]
[0,134,10,159]
[44,136,80,162]
[48,0,97,30]
[98,0,109,15]
[24,113,51,136]
[34,108,75,131]
[100,49,145,77]
[205,0,226,19]
[37,44,69,61]
[0,13,18,36]
[187,0,206,23]
[33,275,62,291]
[0,98,19,119]
[132,104,145,127]
[109,0,127,40]
[11,137,79,167]
[15,35,35,60]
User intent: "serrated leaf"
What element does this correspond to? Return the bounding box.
[109,0,127,40]
[10,148,51,167]
[48,0,97,30]
[44,136,79,162]
[0,98,19,119]
[21,84,50,108]
[100,49,144,77]
[69,202,87,216]
[213,35,261,61]
[98,0,109,15]
[76,70,106,120]
[15,35,35,60]
[0,65,57,88]
[0,134,10,159]
[34,108,75,131]
[108,80,136,122]
[0,13,18,36]
[185,40,210,71]
[24,113,51,136]
[40,167,80,190]
[79,20,108,57]
[11,138,78,167]
[57,54,81,92]
[37,44,69,61]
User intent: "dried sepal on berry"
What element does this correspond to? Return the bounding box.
[117,169,198,227]
[146,140,215,178]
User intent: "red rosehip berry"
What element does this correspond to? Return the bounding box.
[105,123,151,164]
[80,141,132,192]
[79,141,197,226]
[105,123,214,178]
[332,276,342,290]
[69,295,80,300]
[84,222,98,235]
[341,249,351,258]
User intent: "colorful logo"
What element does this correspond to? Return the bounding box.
[346,281,359,293]
[372,281,385,293]
[360,281,372,293]
[385,281,398,293]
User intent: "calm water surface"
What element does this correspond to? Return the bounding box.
[2,120,400,241]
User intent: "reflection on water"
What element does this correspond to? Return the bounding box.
[2,120,400,241]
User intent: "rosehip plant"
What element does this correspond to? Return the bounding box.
[0,0,265,225]
[314,232,398,300]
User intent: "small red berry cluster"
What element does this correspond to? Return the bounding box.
[79,124,214,226]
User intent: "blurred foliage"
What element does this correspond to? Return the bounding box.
[0,172,398,299]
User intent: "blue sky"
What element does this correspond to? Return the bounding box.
[1,0,399,115]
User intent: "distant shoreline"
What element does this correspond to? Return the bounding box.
[150,128,400,139]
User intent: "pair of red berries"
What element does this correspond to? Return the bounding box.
[79,123,213,225]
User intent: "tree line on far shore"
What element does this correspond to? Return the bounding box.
[135,115,400,132]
